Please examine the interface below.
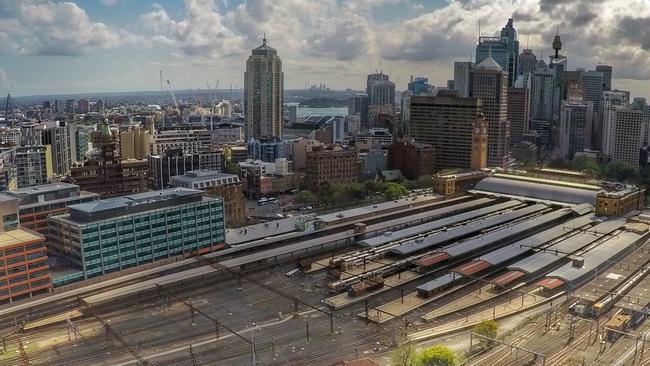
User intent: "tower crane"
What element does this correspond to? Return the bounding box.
[166,80,179,110]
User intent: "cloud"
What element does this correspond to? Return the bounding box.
[0,1,130,56]
[100,0,122,6]
[0,66,12,91]
[140,0,245,58]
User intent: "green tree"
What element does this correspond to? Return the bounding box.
[602,161,640,183]
[383,182,409,200]
[390,341,417,366]
[415,344,457,366]
[570,156,600,175]
[224,161,239,175]
[295,190,317,204]
[473,319,498,350]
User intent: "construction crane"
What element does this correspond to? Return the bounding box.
[166,79,179,110]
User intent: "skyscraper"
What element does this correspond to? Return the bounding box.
[559,97,593,160]
[507,82,530,147]
[517,49,537,76]
[602,106,642,166]
[366,72,389,98]
[602,90,631,155]
[348,94,369,129]
[596,64,612,91]
[580,70,604,148]
[453,62,474,97]
[632,98,650,146]
[529,60,555,146]
[409,94,486,170]
[473,55,510,166]
[244,37,284,139]
[369,79,396,108]
[476,19,519,86]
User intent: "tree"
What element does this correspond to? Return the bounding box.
[602,161,639,183]
[473,319,498,350]
[295,190,317,204]
[391,341,417,366]
[570,156,600,175]
[415,345,457,366]
[383,182,409,200]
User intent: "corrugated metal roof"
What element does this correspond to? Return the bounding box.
[443,207,570,258]
[572,203,595,215]
[479,214,596,266]
[416,273,456,292]
[508,218,626,274]
[473,176,597,205]
[358,198,501,247]
[537,278,565,290]
[452,260,492,277]
[546,231,641,284]
[489,271,525,286]
[390,203,548,256]
[412,253,449,267]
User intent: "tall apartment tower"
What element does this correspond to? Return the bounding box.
[472,56,510,167]
[244,37,284,139]
[409,94,485,170]
[595,64,612,91]
[366,72,389,99]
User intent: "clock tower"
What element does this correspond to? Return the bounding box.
[471,112,488,170]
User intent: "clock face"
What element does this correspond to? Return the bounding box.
[474,127,480,134]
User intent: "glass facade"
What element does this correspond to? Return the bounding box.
[48,197,225,281]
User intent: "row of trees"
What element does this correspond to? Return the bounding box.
[295,177,431,207]
[390,320,498,366]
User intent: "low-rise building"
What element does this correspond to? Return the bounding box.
[69,143,149,197]
[148,148,223,190]
[596,184,645,216]
[432,171,487,197]
[0,196,52,304]
[171,170,246,227]
[305,145,358,190]
[387,141,434,180]
[356,128,393,151]
[48,188,225,282]
[1,183,99,236]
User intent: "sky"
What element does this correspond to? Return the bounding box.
[0,0,649,99]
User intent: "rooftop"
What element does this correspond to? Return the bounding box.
[3,182,79,197]
[171,170,240,184]
[70,188,202,214]
[0,228,43,249]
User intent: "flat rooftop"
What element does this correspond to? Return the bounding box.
[3,182,79,197]
[0,229,43,249]
[63,188,211,223]
[172,170,240,184]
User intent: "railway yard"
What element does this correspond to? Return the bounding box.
[4,187,650,365]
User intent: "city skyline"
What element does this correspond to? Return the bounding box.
[0,0,648,99]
